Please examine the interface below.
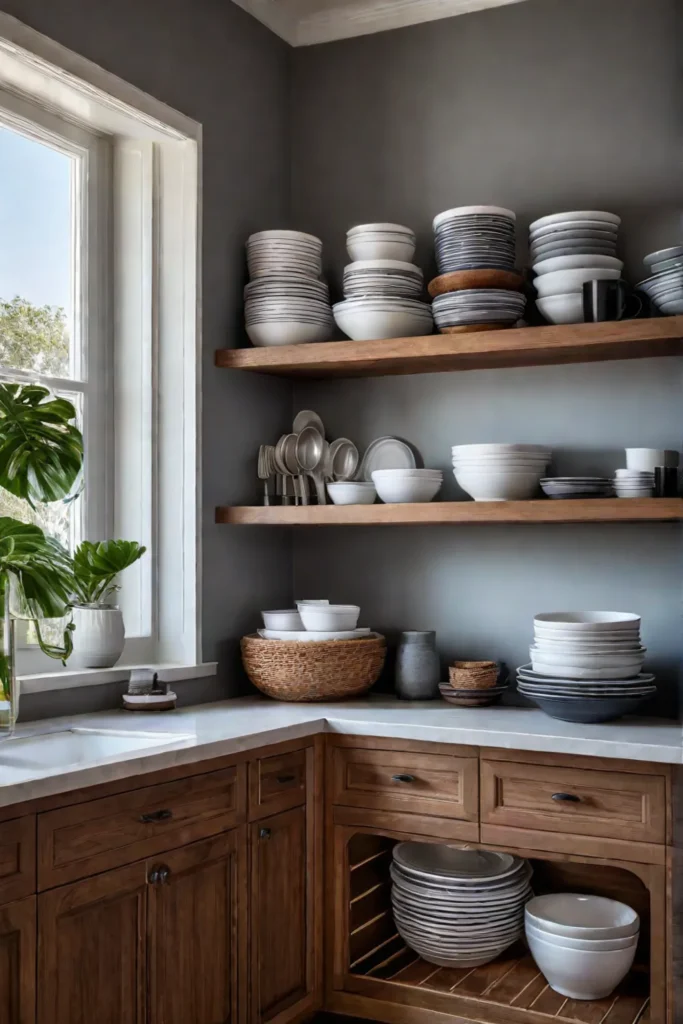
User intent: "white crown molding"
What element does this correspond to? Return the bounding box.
[231,0,530,46]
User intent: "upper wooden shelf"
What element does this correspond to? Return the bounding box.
[216,498,683,526]
[215,317,683,379]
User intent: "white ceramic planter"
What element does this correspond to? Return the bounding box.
[70,606,125,669]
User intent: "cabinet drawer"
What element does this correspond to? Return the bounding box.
[249,748,308,820]
[0,816,36,903]
[38,764,246,888]
[480,758,666,844]
[330,745,478,821]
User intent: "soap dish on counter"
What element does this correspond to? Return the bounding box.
[123,690,177,712]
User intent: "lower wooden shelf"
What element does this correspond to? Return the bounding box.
[216,498,683,526]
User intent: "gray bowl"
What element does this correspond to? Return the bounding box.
[527,693,651,723]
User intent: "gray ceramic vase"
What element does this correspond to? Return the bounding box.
[395,631,440,700]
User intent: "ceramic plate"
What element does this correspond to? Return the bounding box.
[393,845,516,882]
[529,211,621,232]
[643,244,683,266]
[358,437,420,480]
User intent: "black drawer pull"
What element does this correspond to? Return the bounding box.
[392,774,415,784]
[140,808,173,823]
[148,865,171,884]
[552,792,581,803]
[259,827,272,839]
[276,773,296,784]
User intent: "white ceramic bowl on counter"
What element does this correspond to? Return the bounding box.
[261,609,303,630]
[371,469,443,504]
[327,481,377,505]
[297,603,360,631]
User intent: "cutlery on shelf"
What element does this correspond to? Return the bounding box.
[258,445,272,506]
[296,426,327,504]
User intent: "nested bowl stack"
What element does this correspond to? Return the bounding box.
[240,633,386,701]
[637,245,683,316]
[451,443,551,501]
[390,843,533,968]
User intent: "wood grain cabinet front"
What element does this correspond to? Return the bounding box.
[0,896,35,1024]
[248,747,308,821]
[0,816,35,904]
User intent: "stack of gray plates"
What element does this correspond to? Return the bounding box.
[637,245,683,315]
[517,665,657,723]
[432,288,526,330]
[244,272,333,347]
[246,229,323,278]
[540,477,613,499]
[433,206,517,274]
[529,211,621,264]
[390,843,533,969]
[342,260,423,299]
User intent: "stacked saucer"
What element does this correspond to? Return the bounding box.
[432,288,526,332]
[433,206,517,273]
[540,477,612,499]
[342,260,423,299]
[529,211,620,264]
[637,245,683,315]
[613,469,654,498]
[247,230,323,278]
[391,843,533,969]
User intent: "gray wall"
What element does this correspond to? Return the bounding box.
[290,0,683,715]
[2,0,294,706]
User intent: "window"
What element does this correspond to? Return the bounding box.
[0,14,204,685]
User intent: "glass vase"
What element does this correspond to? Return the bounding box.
[0,574,17,734]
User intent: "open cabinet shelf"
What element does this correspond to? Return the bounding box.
[216,497,683,526]
[215,317,683,379]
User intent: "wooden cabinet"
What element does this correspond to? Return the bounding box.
[0,896,35,1024]
[248,748,307,821]
[250,806,313,1024]
[0,817,35,904]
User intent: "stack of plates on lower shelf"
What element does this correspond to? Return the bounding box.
[517,611,656,722]
[431,288,526,332]
[244,273,333,347]
[540,477,613,499]
[342,260,423,299]
[391,844,533,969]
[433,206,517,274]
[636,245,683,316]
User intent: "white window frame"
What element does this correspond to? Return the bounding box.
[0,12,209,689]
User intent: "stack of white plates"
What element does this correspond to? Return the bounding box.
[247,230,323,278]
[432,288,526,330]
[343,259,423,299]
[371,468,442,503]
[530,213,621,324]
[391,844,533,969]
[433,206,517,274]
[613,469,654,498]
[333,296,433,341]
[451,444,550,501]
[540,477,612,499]
[636,245,683,315]
[347,223,416,263]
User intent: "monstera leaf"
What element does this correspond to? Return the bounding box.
[0,384,83,506]
[72,539,147,605]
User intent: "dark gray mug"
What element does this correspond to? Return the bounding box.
[582,280,642,322]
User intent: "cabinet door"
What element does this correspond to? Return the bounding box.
[0,896,35,1024]
[251,806,312,1024]
[147,829,247,1024]
[38,861,147,1024]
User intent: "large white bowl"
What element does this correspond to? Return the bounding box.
[534,612,641,632]
[451,444,550,457]
[529,647,645,670]
[533,254,624,276]
[536,292,584,324]
[334,302,432,341]
[526,930,636,1000]
[261,609,304,630]
[347,238,416,262]
[525,894,639,939]
[525,921,638,952]
[326,482,376,505]
[454,467,543,501]
[534,267,621,298]
[246,321,333,347]
[372,471,442,504]
[298,603,360,631]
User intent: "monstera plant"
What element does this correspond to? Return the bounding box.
[0,383,83,730]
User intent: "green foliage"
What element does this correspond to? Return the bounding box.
[0,297,69,376]
[0,383,83,507]
[71,539,147,606]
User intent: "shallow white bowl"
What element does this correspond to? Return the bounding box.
[372,472,442,504]
[526,930,636,1000]
[525,893,639,939]
[534,267,620,298]
[536,292,584,325]
[347,238,416,262]
[246,321,333,347]
[533,254,624,276]
[371,469,443,478]
[334,302,431,341]
[454,466,543,501]
[298,603,360,631]
[525,921,638,951]
[451,444,550,457]
[529,647,645,670]
[261,609,304,630]
[327,482,376,505]
[534,612,641,631]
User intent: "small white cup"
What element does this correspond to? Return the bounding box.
[625,448,679,471]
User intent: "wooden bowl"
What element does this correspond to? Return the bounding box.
[428,269,524,297]
[438,323,511,334]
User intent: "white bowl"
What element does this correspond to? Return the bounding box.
[327,482,376,505]
[451,444,550,457]
[529,647,645,670]
[534,267,621,298]
[347,238,416,262]
[246,321,333,347]
[533,612,640,632]
[372,471,442,504]
[525,894,639,939]
[533,254,624,275]
[261,609,304,630]
[334,302,432,341]
[371,469,443,478]
[625,448,679,471]
[536,292,584,324]
[298,603,360,631]
[453,466,543,501]
[526,930,636,1000]
[524,921,638,952]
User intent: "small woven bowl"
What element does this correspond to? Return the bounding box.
[449,661,499,691]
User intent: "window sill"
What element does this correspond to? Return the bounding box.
[19,662,217,694]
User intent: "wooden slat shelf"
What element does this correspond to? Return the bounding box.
[216,498,683,526]
[215,317,683,379]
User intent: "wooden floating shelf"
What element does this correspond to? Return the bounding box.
[215,317,683,379]
[216,498,683,526]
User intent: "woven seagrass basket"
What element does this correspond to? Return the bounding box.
[240,633,386,702]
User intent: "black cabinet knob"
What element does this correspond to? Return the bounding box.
[391,774,415,784]
[140,808,173,824]
[259,827,272,839]
[276,774,295,784]
[552,792,581,803]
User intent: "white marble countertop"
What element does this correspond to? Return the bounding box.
[0,697,680,809]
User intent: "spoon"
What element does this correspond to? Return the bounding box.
[296,426,326,504]
[328,438,359,482]
[282,432,307,505]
